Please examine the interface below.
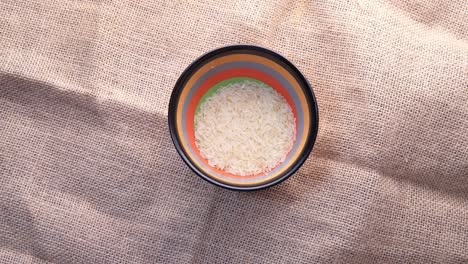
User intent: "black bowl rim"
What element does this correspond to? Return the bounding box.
[168,45,319,191]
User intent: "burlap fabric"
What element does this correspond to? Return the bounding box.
[1,0,467,263]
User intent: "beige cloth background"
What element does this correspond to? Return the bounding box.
[1,0,467,263]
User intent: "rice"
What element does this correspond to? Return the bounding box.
[194,80,296,176]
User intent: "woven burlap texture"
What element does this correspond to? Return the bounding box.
[1,0,467,263]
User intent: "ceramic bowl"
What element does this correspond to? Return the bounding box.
[168,45,319,191]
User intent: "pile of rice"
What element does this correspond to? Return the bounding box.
[194,80,296,176]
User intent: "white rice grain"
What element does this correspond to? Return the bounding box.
[194,80,296,176]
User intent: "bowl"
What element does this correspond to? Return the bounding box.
[168,45,319,191]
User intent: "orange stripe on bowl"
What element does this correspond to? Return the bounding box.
[186,67,298,179]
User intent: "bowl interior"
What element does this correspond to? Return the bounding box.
[169,46,318,190]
